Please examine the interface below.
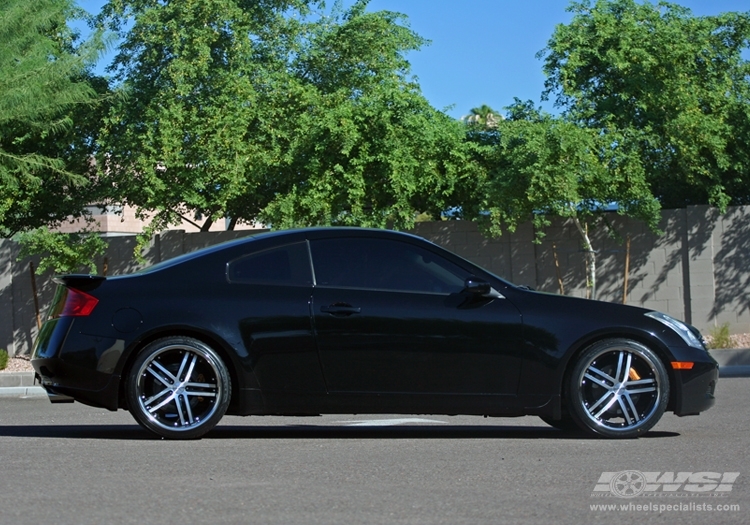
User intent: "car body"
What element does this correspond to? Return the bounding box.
[32,227,718,439]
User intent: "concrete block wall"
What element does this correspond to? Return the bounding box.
[2,205,749,357]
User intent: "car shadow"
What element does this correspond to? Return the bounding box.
[0,424,680,440]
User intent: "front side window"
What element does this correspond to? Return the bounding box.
[310,238,468,294]
[227,242,312,286]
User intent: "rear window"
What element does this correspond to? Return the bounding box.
[227,242,312,286]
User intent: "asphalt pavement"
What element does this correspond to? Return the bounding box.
[0,371,748,524]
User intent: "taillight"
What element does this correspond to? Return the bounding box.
[51,288,99,318]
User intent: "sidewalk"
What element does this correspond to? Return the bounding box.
[1,349,748,399]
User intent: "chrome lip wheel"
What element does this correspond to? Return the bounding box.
[568,339,669,438]
[578,348,660,432]
[134,343,223,433]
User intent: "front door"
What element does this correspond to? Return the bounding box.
[309,237,524,396]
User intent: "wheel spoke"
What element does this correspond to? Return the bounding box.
[175,352,191,383]
[592,392,619,419]
[146,362,175,388]
[626,387,657,394]
[183,354,198,383]
[148,390,178,413]
[588,389,615,413]
[623,392,641,424]
[625,377,657,395]
[615,352,632,383]
[616,396,633,425]
[584,372,613,389]
[185,381,216,390]
[143,386,172,406]
[174,392,187,426]
[184,389,217,398]
[586,365,616,385]
[183,393,194,424]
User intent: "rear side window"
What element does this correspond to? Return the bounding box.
[227,242,312,286]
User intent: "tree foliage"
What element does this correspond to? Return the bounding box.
[541,0,750,209]
[17,227,107,274]
[98,0,470,237]
[0,0,105,237]
[468,106,659,238]
[458,1,750,297]
[461,100,660,298]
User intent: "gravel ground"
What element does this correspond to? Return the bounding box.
[2,333,750,374]
[736,333,750,347]
[704,332,750,349]
[1,357,34,373]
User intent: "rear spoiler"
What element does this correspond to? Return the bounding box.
[53,274,106,291]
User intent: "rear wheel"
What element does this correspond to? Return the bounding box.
[127,337,231,439]
[567,339,669,439]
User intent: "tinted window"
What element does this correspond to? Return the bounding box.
[228,242,312,286]
[310,238,468,293]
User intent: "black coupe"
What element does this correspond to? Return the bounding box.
[32,228,718,439]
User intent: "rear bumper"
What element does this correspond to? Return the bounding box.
[33,358,121,411]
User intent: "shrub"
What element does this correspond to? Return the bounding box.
[0,349,8,371]
[708,323,732,349]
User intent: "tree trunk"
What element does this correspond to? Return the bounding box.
[200,216,214,232]
[573,217,597,300]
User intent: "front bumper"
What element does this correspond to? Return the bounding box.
[672,357,719,416]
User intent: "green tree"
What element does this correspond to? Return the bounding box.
[99,0,305,237]
[462,101,659,299]
[17,226,107,274]
[0,0,104,237]
[260,1,472,229]
[98,0,470,239]
[540,0,750,209]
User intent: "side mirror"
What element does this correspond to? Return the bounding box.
[464,276,491,295]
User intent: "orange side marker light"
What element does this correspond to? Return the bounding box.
[671,362,694,370]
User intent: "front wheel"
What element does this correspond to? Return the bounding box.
[567,339,669,439]
[127,337,231,439]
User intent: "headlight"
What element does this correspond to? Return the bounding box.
[645,311,705,349]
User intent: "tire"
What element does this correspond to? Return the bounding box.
[127,337,231,439]
[566,339,669,439]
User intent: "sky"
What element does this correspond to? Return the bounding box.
[76,0,750,119]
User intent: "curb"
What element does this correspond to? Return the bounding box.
[0,372,37,388]
[0,349,748,399]
[0,385,47,398]
[0,372,47,398]
[710,348,750,379]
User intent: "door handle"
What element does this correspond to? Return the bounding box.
[321,304,361,316]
